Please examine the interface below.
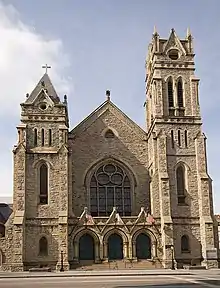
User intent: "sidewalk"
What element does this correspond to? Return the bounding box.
[0,269,194,278]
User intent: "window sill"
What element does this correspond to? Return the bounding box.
[181,250,191,254]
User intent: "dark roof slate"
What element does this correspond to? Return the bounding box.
[0,203,12,224]
[25,73,60,104]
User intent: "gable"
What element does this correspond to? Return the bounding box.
[70,100,147,140]
[32,89,55,108]
[163,29,186,55]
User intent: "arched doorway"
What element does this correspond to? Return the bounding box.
[108,233,123,260]
[79,234,95,261]
[136,233,151,259]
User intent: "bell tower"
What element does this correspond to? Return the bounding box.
[146,28,218,268]
[12,68,70,271]
[145,27,200,129]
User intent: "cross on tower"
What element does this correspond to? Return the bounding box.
[42,64,51,74]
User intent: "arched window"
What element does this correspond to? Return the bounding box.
[48,129,52,146]
[0,224,5,237]
[176,165,186,204]
[185,130,188,147]
[168,79,174,108]
[181,235,190,252]
[40,164,48,204]
[105,129,115,139]
[34,129,38,146]
[41,129,45,146]
[39,236,48,255]
[177,79,184,108]
[90,163,131,216]
[178,130,181,146]
[171,130,174,148]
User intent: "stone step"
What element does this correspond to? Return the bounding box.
[73,259,163,270]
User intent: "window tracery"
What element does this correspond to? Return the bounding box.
[90,163,131,216]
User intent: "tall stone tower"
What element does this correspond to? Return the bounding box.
[146,28,218,268]
[12,72,69,271]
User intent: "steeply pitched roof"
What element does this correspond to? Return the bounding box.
[25,73,60,104]
[0,203,12,224]
[70,99,147,140]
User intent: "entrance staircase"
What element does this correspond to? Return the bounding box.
[72,259,163,270]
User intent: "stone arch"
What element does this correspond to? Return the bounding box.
[103,227,129,244]
[164,75,173,83]
[101,127,119,138]
[74,228,100,244]
[84,156,137,188]
[32,158,54,170]
[103,228,129,260]
[132,228,157,259]
[73,228,100,262]
[174,161,191,173]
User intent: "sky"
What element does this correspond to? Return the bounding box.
[0,0,220,212]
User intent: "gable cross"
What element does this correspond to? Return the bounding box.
[42,64,51,74]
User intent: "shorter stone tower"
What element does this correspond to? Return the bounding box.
[11,72,70,270]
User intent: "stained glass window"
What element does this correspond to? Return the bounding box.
[90,164,131,216]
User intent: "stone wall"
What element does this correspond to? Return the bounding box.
[69,103,149,217]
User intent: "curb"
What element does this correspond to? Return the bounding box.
[0,272,192,279]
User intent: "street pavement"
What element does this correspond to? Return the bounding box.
[1,271,220,288]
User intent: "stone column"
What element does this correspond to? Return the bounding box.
[123,242,128,259]
[73,241,78,262]
[99,239,103,260]
[132,241,137,261]
[152,241,157,258]
[95,242,100,263]
[103,242,108,260]
[128,240,133,259]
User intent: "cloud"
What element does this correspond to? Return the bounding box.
[0,2,72,198]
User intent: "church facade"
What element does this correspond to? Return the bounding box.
[0,29,219,271]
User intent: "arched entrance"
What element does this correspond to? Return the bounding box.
[108,233,123,260]
[136,233,151,259]
[79,233,95,261]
